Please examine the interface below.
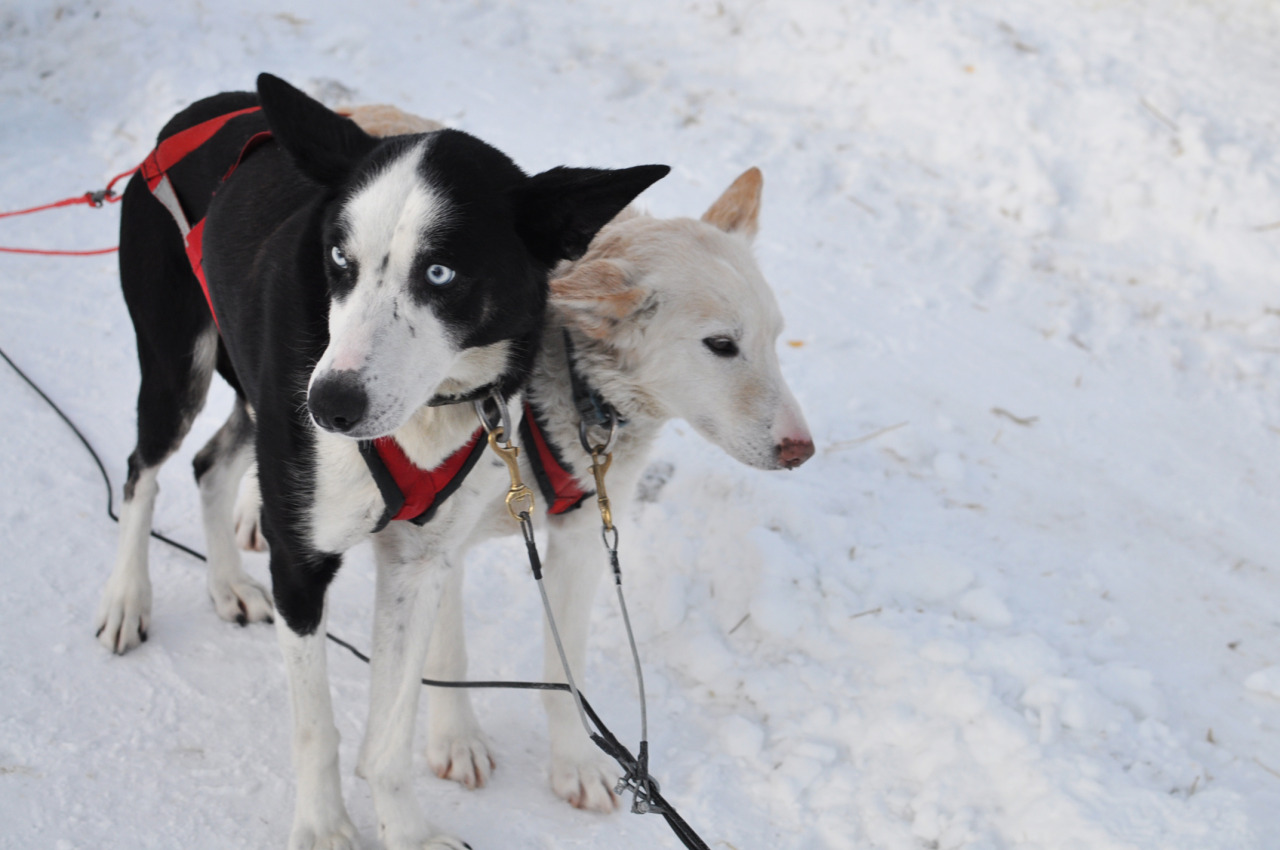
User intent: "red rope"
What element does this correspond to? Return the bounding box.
[0,245,120,256]
[0,165,138,256]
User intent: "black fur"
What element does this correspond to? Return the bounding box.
[116,73,668,636]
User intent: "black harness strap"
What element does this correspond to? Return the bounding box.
[563,329,625,432]
[358,440,407,533]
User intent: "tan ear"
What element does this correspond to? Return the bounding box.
[550,259,644,339]
[701,167,762,240]
[338,104,443,137]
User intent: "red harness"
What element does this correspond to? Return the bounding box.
[359,429,488,529]
[142,107,588,527]
[138,106,269,329]
[520,399,591,515]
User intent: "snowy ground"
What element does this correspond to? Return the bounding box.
[4,1,1280,848]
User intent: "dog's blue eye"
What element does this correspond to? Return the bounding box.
[703,337,739,358]
[426,264,456,286]
[330,246,348,269]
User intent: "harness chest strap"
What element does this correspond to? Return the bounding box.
[357,401,589,530]
[360,431,489,530]
[520,399,592,515]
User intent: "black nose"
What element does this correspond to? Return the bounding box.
[308,372,369,434]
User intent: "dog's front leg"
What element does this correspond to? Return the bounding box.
[357,526,470,850]
[194,398,273,624]
[423,562,495,789]
[540,515,620,812]
[275,600,360,850]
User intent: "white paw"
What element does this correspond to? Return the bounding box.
[94,572,152,654]
[426,731,495,790]
[550,752,620,812]
[287,821,361,850]
[208,571,274,626]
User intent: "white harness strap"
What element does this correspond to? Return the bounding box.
[150,175,191,237]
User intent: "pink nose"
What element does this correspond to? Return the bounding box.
[777,437,815,469]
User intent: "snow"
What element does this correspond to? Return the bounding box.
[4,1,1280,848]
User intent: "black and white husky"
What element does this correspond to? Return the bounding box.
[229,106,816,817]
[94,75,666,849]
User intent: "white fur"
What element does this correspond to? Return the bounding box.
[422,565,493,788]
[95,466,157,653]
[560,216,810,469]
[199,402,273,624]
[307,430,386,554]
[356,525,464,847]
[274,611,361,850]
[233,462,267,552]
[309,140,463,440]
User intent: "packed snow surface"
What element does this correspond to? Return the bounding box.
[4,1,1280,848]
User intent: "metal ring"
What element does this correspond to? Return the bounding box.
[474,390,512,440]
[577,408,619,455]
[507,486,535,521]
[601,524,619,554]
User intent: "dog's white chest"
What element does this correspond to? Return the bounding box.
[308,432,385,553]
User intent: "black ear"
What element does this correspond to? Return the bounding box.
[512,164,670,267]
[256,73,378,188]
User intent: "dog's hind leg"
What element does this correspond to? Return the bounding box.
[95,175,221,654]
[356,526,470,850]
[423,561,495,789]
[95,326,218,653]
[192,396,273,626]
[94,455,161,654]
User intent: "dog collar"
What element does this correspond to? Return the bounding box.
[426,381,498,407]
[562,329,625,435]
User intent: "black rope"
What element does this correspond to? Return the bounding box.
[1,341,712,850]
[0,345,208,560]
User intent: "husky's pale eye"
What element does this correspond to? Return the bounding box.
[702,336,739,358]
[426,264,456,286]
[330,246,348,269]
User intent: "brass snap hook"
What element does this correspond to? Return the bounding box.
[590,448,614,532]
[487,427,535,521]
